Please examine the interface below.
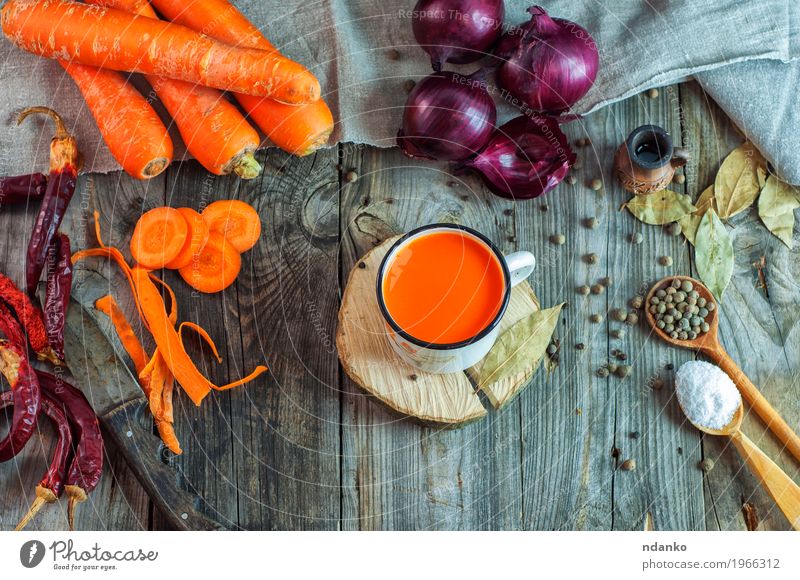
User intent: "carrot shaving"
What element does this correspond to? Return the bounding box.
[156,421,181,455]
[94,294,148,375]
[178,321,222,363]
[131,266,267,405]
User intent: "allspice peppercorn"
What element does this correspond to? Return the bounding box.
[630,232,643,244]
[630,295,644,309]
[589,313,603,324]
[625,312,639,326]
[699,458,715,473]
[596,367,609,378]
[612,308,627,322]
[620,459,637,471]
[550,234,566,245]
[577,285,591,296]
[344,170,359,183]
[566,174,577,185]
[584,217,599,229]
[659,255,673,266]
[673,173,686,185]
[590,178,603,191]
[591,284,605,295]
[585,253,599,264]
[615,364,631,378]
[665,222,682,237]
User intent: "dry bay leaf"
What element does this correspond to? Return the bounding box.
[680,185,717,245]
[758,175,800,248]
[695,209,733,301]
[714,142,766,218]
[623,190,696,225]
[476,303,563,388]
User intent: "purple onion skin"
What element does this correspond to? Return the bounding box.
[412,0,505,70]
[398,71,497,162]
[463,114,576,200]
[497,6,599,114]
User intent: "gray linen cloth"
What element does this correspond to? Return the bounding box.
[0,0,798,183]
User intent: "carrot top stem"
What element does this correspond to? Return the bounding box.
[231,153,262,180]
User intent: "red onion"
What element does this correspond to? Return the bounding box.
[397,70,497,162]
[411,0,505,70]
[460,114,576,200]
[497,6,599,114]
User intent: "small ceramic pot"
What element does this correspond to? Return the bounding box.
[376,224,535,374]
[613,124,690,195]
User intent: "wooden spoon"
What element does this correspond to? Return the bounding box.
[646,275,800,463]
[678,402,800,530]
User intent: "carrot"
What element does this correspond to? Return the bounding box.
[61,62,172,179]
[131,266,267,406]
[151,0,334,156]
[178,233,241,294]
[130,207,189,270]
[94,294,148,375]
[164,208,209,270]
[84,0,262,179]
[1,0,321,104]
[179,321,222,364]
[201,200,262,253]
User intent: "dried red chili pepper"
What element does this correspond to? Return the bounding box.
[0,339,41,462]
[18,107,80,295]
[0,173,47,208]
[0,302,26,347]
[44,233,72,361]
[0,271,60,364]
[0,390,73,530]
[36,371,104,530]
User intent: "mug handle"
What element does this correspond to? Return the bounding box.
[505,251,536,287]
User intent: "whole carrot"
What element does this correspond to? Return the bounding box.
[152,0,334,156]
[86,0,261,178]
[1,0,321,104]
[61,62,172,179]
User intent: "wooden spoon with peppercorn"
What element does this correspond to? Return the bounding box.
[678,401,800,530]
[645,275,800,464]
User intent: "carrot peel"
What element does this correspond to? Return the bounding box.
[94,294,148,375]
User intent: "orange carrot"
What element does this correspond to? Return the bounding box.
[150,0,332,155]
[179,321,222,363]
[85,0,262,178]
[178,233,241,294]
[130,207,189,270]
[94,294,148,375]
[201,200,262,253]
[151,0,334,156]
[61,62,172,179]
[1,0,321,103]
[164,208,209,270]
[131,266,267,406]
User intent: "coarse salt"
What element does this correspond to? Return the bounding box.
[675,361,741,430]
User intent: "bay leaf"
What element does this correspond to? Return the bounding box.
[476,303,563,388]
[695,209,733,301]
[623,190,696,225]
[680,185,717,245]
[758,175,800,248]
[713,142,767,218]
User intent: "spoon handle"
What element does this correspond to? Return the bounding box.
[729,430,800,530]
[705,347,800,464]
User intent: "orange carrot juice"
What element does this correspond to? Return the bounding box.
[382,230,505,344]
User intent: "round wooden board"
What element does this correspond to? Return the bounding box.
[336,236,541,426]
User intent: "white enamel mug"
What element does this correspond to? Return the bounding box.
[376,224,535,374]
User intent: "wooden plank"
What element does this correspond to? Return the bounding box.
[339,144,524,530]
[680,81,800,531]
[163,150,341,530]
[0,173,152,531]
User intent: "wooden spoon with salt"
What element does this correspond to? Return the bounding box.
[678,403,800,530]
[645,275,800,463]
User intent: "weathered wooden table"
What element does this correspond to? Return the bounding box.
[1,82,798,531]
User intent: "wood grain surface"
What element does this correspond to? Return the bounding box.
[1,82,797,530]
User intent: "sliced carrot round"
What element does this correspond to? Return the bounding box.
[130,207,188,269]
[201,199,261,253]
[164,208,210,269]
[178,233,241,293]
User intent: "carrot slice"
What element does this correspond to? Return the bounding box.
[201,200,261,253]
[178,233,241,294]
[94,294,148,375]
[130,207,189,269]
[164,208,209,270]
[131,266,267,406]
